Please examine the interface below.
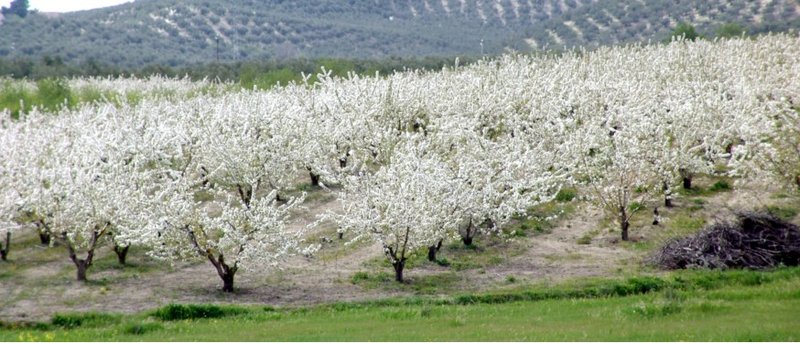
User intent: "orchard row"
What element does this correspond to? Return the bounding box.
[1,35,798,290]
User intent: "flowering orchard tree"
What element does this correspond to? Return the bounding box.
[331,138,460,282]
[119,95,318,293]
[16,106,148,280]
[426,125,562,249]
[133,173,312,292]
[0,119,21,260]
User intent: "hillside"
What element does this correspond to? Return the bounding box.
[0,0,799,70]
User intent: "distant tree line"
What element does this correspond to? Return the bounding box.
[1,0,29,18]
[0,55,477,87]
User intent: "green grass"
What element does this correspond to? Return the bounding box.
[554,188,577,202]
[151,304,248,321]
[2,268,799,341]
[767,205,799,220]
[350,270,463,294]
[627,212,707,251]
[511,201,576,237]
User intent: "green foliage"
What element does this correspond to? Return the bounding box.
[669,22,702,42]
[708,180,731,192]
[670,214,706,232]
[51,312,121,329]
[767,205,799,220]
[122,322,162,335]
[2,269,800,340]
[555,188,577,202]
[151,304,246,321]
[350,271,392,285]
[576,235,593,245]
[35,78,74,112]
[1,0,28,18]
[716,23,747,38]
[629,201,645,212]
[0,80,33,119]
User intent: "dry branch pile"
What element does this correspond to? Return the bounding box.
[652,212,800,269]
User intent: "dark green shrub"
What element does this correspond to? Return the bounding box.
[123,322,162,335]
[152,304,245,321]
[36,78,74,112]
[709,180,731,192]
[51,312,120,329]
[555,188,577,202]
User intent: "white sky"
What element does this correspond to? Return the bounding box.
[0,0,134,13]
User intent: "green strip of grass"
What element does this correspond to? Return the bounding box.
[2,268,799,341]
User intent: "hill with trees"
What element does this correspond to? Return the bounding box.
[0,0,798,68]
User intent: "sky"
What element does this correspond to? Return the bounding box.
[0,0,133,13]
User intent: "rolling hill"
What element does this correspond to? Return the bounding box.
[0,0,798,68]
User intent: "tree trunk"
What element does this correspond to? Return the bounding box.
[652,207,660,226]
[427,239,443,262]
[620,206,630,241]
[461,219,475,247]
[36,220,51,245]
[65,231,98,282]
[209,254,237,293]
[221,272,235,293]
[392,260,405,282]
[0,232,9,261]
[113,244,130,265]
[663,182,673,208]
[39,232,51,245]
[621,220,630,241]
[75,260,89,281]
[309,171,320,187]
[679,168,692,189]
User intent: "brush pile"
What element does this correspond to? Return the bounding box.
[652,212,800,269]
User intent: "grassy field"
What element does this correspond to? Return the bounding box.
[2,268,799,341]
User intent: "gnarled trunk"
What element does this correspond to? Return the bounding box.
[185,227,238,293]
[64,229,102,282]
[309,171,320,187]
[208,253,237,293]
[427,239,443,262]
[74,259,89,281]
[680,169,693,189]
[461,219,476,247]
[0,232,9,261]
[39,232,51,245]
[392,260,405,282]
[113,244,130,265]
[67,248,94,282]
[35,220,51,245]
[221,271,235,293]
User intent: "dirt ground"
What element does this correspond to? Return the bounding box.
[1,176,796,322]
